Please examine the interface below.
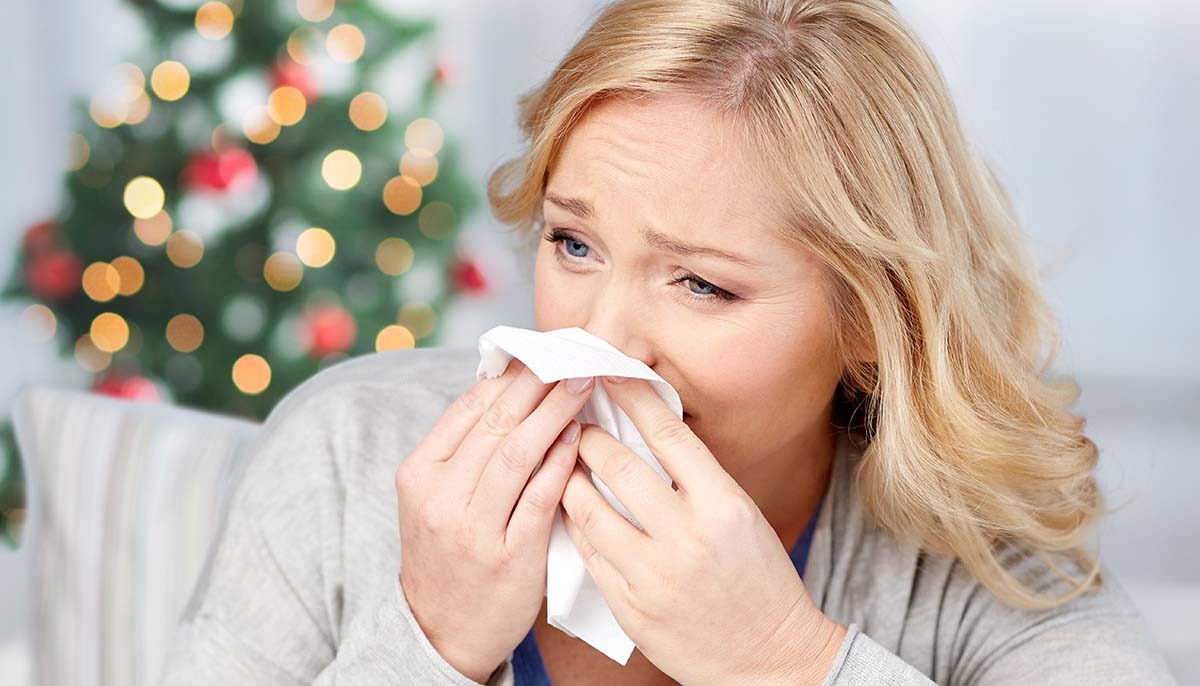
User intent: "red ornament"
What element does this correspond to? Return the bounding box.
[270,58,318,102]
[182,147,259,193]
[23,220,56,255]
[305,305,357,358]
[93,373,160,402]
[25,248,83,301]
[434,55,454,86]
[451,255,489,295]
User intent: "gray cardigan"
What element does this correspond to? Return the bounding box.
[159,345,1177,685]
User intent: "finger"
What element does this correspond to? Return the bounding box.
[599,376,732,496]
[470,377,595,530]
[575,425,683,539]
[505,420,580,550]
[561,503,630,601]
[446,362,556,492]
[408,358,527,467]
[560,463,648,581]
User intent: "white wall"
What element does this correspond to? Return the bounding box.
[1,0,1196,680]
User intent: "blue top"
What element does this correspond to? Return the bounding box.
[512,498,824,685]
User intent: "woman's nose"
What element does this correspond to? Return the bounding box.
[582,287,653,365]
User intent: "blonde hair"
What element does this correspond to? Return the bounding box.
[487,0,1101,610]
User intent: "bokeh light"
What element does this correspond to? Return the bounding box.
[150,61,190,101]
[400,150,438,186]
[397,301,437,340]
[166,230,205,268]
[195,1,235,40]
[287,27,322,65]
[82,262,121,302]
[124,92,153,125]
[242,105,281,144]
[322,149,362,190]
[232,354,271,394]
[19,305,57,342]
[263,252,304,291]
[134,210,173,246]
[349,92,387,131]
[110,256,145,296]
[382,175,421,215]
[74,334,112,373]
[123,176,165,219]
[166,313,205,353]
[89,95,127,129]
[375,324,415,352]
[375,237,413,275]
[90,312,130,353]
[405,118,443,155]
[418,201,456,240]
[296,227,335,267]
[326,24,366,63]
[296,0,334,22]
[67,134,90,171]
[268,86,306,126]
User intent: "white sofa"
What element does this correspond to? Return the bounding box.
[1,350,1196,684]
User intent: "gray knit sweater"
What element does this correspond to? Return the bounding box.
[159,345,1177,685]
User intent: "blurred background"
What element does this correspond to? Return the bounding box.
[0,0,1196,683]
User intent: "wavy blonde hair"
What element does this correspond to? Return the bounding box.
[486,0,1101,610]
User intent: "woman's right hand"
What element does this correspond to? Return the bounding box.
[394,359,596,683]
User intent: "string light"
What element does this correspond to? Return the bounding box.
[267,86,306,126]
[134,210,173,246]
[242,105,281,144]
[90,312,130,353]
[82,262,121,302]
[296,0,334,22]
[263,252,303,291]
[287,27,322,65]
[321,149,361,190]
[381,175,421,215]
[67,134,90,171]
[397,301,436,340]
[166,314,205,353]
[400,150,438,186]
[110,256,145,296]
[150,61,190,101]
[375,237,413,275]
[196,1,235,40]
[232,354,271,394]
[348,92,387,131]
[296,228,335,267]
[74,334,112,372]
[405,118,443,155]
[375,324,415,352]
[326,24,365,63]
[166,230,205,268]
[19,305,56,342]
[123,176,165,219]
[418,201,456,240]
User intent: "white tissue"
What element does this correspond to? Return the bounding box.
[475,325,683,665]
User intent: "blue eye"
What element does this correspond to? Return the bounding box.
[542,228,739,304]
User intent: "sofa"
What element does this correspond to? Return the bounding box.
[1,349,1196,684]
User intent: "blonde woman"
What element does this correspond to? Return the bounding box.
[162,0,1176,684]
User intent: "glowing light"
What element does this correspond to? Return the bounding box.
[296,228,335,267]
[375,237,413,276]
[418,201,456,240]
[348,92,387,131]
[67,134,90,171]
[90,312,130,353]
[296,0,334,22]
[326,24,365,63]
[232,354,271,394]
[166,313,205,352]
[124,92,152,125]
[242,105,281,144]
[19,304,56,342]
[400,150,438,186]
[150,61,190,101]
[375,325,415,352]
[110,256,145,296]
[382,175,422,215]
[397,301,436,340]
[287,27,322,65]
[82,262,121,302]
[113,63,146,100]
[74,334,112,373]
[321,149,362,190]
[196,1,235,40]
[263,252,304,291]
[405,118,443,155]
[123,176,165,219]
[134,210,173,246]
[166,230,205,268]
[89,95,127,129]
[267,86,307,126]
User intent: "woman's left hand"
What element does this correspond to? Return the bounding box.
[559,375,847,686]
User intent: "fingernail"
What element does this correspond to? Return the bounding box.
[604,375,627,384]
[566,376,594,394]
[559,420,580,444]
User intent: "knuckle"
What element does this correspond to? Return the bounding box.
[578,503,602,535]
[652,415,694,447]
[415,501,445,533]
[480,401,520,438]
[457,382,490,416]
[521,486,559,517]
[607,451,642,487]
[494,437,531,475]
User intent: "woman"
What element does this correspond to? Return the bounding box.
[162,0,1176,684]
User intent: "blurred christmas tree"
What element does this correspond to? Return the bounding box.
[0,0,494,548]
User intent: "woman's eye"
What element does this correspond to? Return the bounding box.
[542,228,738,304]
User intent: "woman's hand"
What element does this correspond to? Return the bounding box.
[559,375,847,686]
[394,359,596,683]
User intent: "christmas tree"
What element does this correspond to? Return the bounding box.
[0,0,491,549]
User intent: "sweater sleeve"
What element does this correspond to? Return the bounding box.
[819,625,934,685]
[156,385,517,686]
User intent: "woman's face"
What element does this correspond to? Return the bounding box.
[533,92,848,479]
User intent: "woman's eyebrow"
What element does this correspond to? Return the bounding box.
[543,192,764,267]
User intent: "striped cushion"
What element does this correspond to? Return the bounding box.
[11,387,261,686]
